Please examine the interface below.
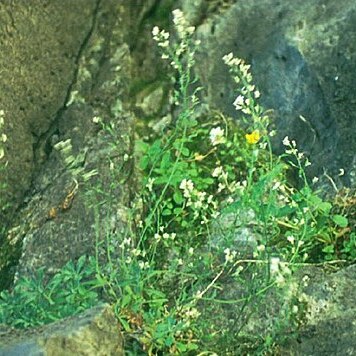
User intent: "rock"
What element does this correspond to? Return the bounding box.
[211,208,258,253]
[198,263,356,354]
[282,264,356,355]
[1,1,137,287]
[0,0,98,223]
[179,0,356,184]
[0,304,123,356]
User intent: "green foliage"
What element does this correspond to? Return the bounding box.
[0,8,354,356]
[0,256,99,328]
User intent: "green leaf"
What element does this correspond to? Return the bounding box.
[319,202,332,214]
[121,294,131,308]
[139,156,149,170]
[332,214,348,228]
[148,139,162,157]
[322,245,334,254]
[162,209,172,216]
[173,191,183,204]
[173,207,183,215]
[160,151,172,170]
[181,146,190,157]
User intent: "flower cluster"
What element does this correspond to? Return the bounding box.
[179,179,195,198]
[172,9,195,40]
[211,163,245,195]
[269,257,292,287]
[154,225,176,243]
[282,136,311,167]
[224,248,237,263]
[209,127,225,146]
[152,26,170,49]
[179,178,219,224]
[152,8,198,73]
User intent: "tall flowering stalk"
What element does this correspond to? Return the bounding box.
[152,9,201,127]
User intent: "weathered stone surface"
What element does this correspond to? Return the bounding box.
[6,1,137,284]
[180,0,356,185]
[0,0,98,222]
[199,263,356,354]
[0,1,143,288]
[0,304,123,356]
[0,0,99,289]
[281,264,356,355]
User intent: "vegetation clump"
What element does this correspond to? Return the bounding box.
[0,9,354,355]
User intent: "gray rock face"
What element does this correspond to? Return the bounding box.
[0,0,98,223]
[0,304,123,356]
[0,1,138,287]
[181,0,356,183]
[283,264,356,355]
[199,263,356,354]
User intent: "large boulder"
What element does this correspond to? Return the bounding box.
[199,263,356,354]
[0,304,123,356]
[0,0,97,288]
[0,0,98,223]
[181,0,356,184]
[0,1,146,287]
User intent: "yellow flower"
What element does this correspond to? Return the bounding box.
[245,130,261,144]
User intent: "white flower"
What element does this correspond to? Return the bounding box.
[287,235,295,244]
[158,40,169,48]
[131,248,141,256]
[224,248,236,263]
[152,26,160,36]
[179,179,194,198]
[217,183,225,192]
[92,116,101,124]
[1,133,7,143]
[257,245,265,252]
[212,166,223,177]
[338,168,345,176]
[146,178,155,192]
[254,90,261,98]
[233,95,244,110]
[226,196,234,204]
[139,261,149,270]
[222,52,234,65]
[270,257,280,274]
[312,176,319,184]
[209,127,225,146]
[282,136,290,146]
[188,247,194,255]
[211,211,220,219]
[123,237,131,246]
